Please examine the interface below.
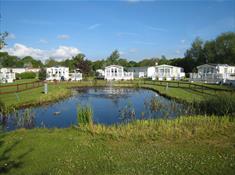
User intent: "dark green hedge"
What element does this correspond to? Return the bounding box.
[16,72,37,79]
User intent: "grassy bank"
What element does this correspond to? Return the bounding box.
[0,116,234,175]
[1,80,234,110]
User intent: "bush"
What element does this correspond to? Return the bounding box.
[17,72,37,79]
[38,68,47,80]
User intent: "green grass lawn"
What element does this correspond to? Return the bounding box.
[0,116,234,175]
[0,79,38,86]
[0,83,71,109]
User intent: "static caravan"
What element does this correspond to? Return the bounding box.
[0,68,16,83]
[190,64,235,84]
[152,64,185,81]
[104,65,133,81]
[46,67,69,81]
[127,67,148,78]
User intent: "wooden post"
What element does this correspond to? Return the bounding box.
[17,84,19,92]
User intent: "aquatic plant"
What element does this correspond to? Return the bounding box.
[192,93,235,116]
[77,104,93,128]
[0,100,15,131]
[119,101,136,123]
[14,108,35,129]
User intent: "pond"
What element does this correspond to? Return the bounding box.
[1,87,188,131]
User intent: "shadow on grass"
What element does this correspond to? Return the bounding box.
[0,133,33,174]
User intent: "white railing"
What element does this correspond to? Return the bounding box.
[152,73,185,81]
[105,72,134,80]
[189,73,235,83]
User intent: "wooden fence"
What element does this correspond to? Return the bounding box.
[116,80,235,94]
[0,79,234,95]
[0,81,44,95]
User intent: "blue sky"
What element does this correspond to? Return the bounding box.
[1,0,235,61]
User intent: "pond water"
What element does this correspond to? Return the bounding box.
[1,87,186,131]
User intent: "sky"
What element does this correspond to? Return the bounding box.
[1,0,235,62]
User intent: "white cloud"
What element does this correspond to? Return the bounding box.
[57,34,70,40]
[2,43,45,59]
[6,33,16,39]
[50,46,80,60]
[88,23,101,30]
[1,43,81,61]
[39,39,48,44]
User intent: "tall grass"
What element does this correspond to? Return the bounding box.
[77,104,93,128]
[86,115,234,140]
[13,108,35,129]
[193,93,235,116]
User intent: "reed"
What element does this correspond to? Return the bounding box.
[77,104,93,128]
[13,108,35,129]
[88,115,234,141]
[193,93,235,116]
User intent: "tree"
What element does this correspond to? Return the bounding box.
[184,32,235,66]
[45,58,60,67]
[0,32,8,49]
[38,68,47,80]
[73,53,86,65]
[214,32,235,64]
[106,50,120,65]
[21,56,43,68]
[92,60,105,70]
[0,52,19,67]
[117,58,129,67]
[61,59,75,70]
[185,37,205,65]
[171,57,196,73]
[73,54,92,76]
[128,61,138,67]
[203,40,216,64]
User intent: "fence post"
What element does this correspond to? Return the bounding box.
[178,82,179,87]
[17,84,19,92]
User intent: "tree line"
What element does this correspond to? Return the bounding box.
[0,32,234,75]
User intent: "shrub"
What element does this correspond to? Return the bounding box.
[38,68,47,80]
[17,72,37,79]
